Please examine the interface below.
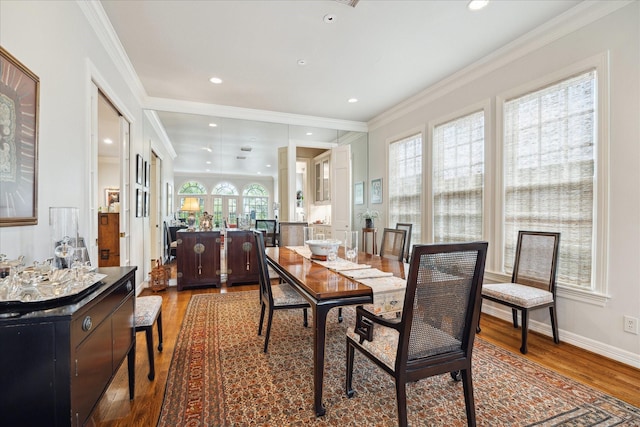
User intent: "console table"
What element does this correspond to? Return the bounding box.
[0,266,137,426]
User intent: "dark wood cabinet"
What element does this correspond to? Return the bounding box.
[177,230,222,290]
[98,213,120,267]
[0,267,136,427]
[226,230,260,286]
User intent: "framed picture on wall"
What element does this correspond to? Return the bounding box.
[136,154,143,185]
[0,47,40,227]
[144,191,150,217]
[371,178,383,204]
[354,181,364,205]
[136,189,142,217]
[166,183,173,216]
[144,160,150,188]
[105,187,119,209]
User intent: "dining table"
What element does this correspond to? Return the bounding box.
[265,246,407,417]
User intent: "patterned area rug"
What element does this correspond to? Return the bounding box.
[158,291,640,426]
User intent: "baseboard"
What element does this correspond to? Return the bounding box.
[481,305,640,369]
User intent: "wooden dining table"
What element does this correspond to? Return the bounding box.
[265,246,407,417]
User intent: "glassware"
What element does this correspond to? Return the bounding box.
[326,239,339,262]
[345,230,359,264]
[303,227,314,248]
[50,207,79,269]
[315,233,325,241]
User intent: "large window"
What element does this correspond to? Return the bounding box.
[432,111,484,243]
[388,134,422,245]
[503,70,596,289]
[177,181,206,221]
[242,184,269,221]
[212,182,239,226]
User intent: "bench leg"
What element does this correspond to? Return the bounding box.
[157,311,163,352]
[145,327,156,380]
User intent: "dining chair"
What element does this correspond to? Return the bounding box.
[346,241,488,427]
[278,222,308,247]
[395,223,413,263]
[254,231,311,353]
[164,222,177,262]
[255,219,278,247]
[379,228,407,261]
[479,230,560,354]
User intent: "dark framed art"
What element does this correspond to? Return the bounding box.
[144,190,149,217]
[136,188,142,217]
[136,154,143,185]
[0,47,40,226]
[144,160,150,188]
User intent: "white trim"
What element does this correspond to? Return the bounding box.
[143,110,178,159]
[368,0,630,132]
[144,97,368,133]
[481,304,640,369]
[495,52,610,295]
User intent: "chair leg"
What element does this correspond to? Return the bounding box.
[263,308,274,353]
[258,302,266,335]
[156,311,163,352]
[345,340,356,398]
[461,369,477,427]
[520,309,529,354]
[549,305,560,344]
[338,307,343,323]
[144,327,155,380]
[512,308,519,328]
[395,379,408,427]
[303,308,308,327]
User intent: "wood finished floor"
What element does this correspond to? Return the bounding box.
[90,265,640,427]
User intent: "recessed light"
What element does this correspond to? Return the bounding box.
[257,171,262,175]
[297,59,308,66]
[209,77,223,84]
[348,98,358,103]
[266,164,272,168]
[103,138,113,144]
[202,147,212,152]
[306,132,313,136]
[240,146,252,152]
[206,161,212,165]
[467,0,489,11]
[323,14,337,24]
[208,123,217,127]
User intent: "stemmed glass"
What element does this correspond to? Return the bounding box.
[344,231,359,264]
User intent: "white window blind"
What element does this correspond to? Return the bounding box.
[432,111,485,243]
[503,70,596,288]
[389,134,422,245]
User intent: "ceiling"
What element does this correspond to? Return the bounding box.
[98,0,583,177]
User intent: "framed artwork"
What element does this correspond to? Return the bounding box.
[0,47,40,227]
[354,181,364,205]
[136,154,143,185]
[144,191,150,217]
[136,189,142,217]
[166,183,173,216]
[371,178,383,204]
[144,160,150,188]
[105,187,119,208]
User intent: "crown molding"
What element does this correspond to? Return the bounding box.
[144,96,368,133]
[144,110,178,159]
[368,0,633,131]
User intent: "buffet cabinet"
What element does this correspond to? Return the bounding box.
[177,230,222,290]
[0,266,136,427]
[226,230,260,286]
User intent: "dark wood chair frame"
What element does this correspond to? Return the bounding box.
[379,228,407,261]
[479,230,561,354]
[346,242,488,427]
[395,223,413,263]
[255,219,278,247]
[254,231,310,353]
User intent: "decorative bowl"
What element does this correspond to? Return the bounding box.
[306,240,342,258]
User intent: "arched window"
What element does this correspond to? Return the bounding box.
[176,181,207,221]
[242,184,269,221]
[212,182,240,226]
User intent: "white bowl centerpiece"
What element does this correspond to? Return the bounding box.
[306,239,342,260]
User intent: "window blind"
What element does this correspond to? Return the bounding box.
[432,111,485,243]
[389,134,422,245]
[503,70,596,288]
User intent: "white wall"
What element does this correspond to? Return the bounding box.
[0,1,150,286]
[367,2,640,366]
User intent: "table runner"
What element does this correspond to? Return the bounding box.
[285,246,405,313]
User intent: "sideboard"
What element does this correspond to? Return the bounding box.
[0,266,137,426]
[176,230,222,290]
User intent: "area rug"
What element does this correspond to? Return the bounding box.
[158,291,640,426]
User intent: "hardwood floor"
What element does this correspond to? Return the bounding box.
[90,269,640,426]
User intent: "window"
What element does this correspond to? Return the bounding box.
[388,134,422,245]
[242,184,269,221]
[212,182,239,226]
[177,181,207,221]
[432,111,484,243]
[503,70,596,289]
